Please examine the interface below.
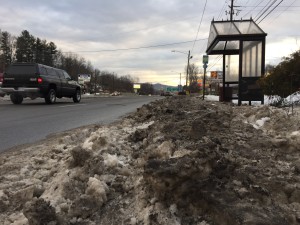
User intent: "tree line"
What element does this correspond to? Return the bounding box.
[259,49,300,99]
[0,29,136,93]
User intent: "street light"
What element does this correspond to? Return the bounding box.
[171,50,193,91]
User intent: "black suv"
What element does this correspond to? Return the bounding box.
[2,63,81,104]
[0,72,5,97]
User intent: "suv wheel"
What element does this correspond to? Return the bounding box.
[10,94,23,104]
[45,89,56,104]
[73,89,81,103]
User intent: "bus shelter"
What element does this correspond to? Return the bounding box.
[206,19,267,105]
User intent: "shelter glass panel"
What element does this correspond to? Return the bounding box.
[242,41,262,77]
[226,41,239,50]
[208,25,217,49]
[225,55,239,82]
[214,22,239,36]
[234,21,264,34]
[214,41,226,51]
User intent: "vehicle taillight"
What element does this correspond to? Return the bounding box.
[37,77,43,84]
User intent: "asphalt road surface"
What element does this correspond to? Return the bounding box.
[0,94,162,153]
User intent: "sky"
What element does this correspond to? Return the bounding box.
[0,0,299,86]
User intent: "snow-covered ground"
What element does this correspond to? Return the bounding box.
[206,91,300,107]
[0,95,299,225]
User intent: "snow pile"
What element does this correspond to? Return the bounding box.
[253,117,270,129]
[264,91,300,106]
[85,177,108,203]
[103,154,120,167]
[291,131,300,136]
[0,96,300,225]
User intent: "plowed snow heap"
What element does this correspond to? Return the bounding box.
[0,96,300,225]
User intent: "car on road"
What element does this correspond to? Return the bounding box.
[110,91,121,96]
[0,72,5,97]
[1,63,81,104]
[178,91,186,95]
[161,91,174,96]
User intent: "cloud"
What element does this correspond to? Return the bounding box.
[0,0,299,85]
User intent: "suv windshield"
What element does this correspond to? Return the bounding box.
[6,65,36,75]
[63,71,71,80]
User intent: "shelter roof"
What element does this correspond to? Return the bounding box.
[206,19,267,55]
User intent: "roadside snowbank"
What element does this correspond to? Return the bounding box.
[0,96,299,225]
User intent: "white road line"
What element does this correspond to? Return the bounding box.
[58,104,87,108]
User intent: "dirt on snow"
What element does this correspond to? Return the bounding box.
[0,96,300,225]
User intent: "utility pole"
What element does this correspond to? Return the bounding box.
[186,50,191,91]
[171,50,192,92]
[230,0,234,21]
[94,69,97,95]
[180,73,181,91]
[226,0,240,21]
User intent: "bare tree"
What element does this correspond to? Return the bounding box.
[185,63,200,93]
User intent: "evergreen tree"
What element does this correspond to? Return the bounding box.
[44,41,57,66]
[1,29,134,93]
[15,30,35,62]
[34,38,46,64]
[0,31,14,71]
[259,50,300,97]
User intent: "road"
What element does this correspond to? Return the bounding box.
[0,94,162,152]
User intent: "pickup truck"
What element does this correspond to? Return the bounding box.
[1,63,81,104]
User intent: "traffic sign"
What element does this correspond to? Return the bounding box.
[203,55,209,64]
[167,87,178,92]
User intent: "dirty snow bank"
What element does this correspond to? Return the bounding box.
[0,96,300,225]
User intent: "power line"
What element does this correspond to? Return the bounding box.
[207,55,223,71]
[254,0,277,22]
[96,14,202,41]
[62,38,208,53]
[241,0,264,18]
[239,0,300,19]
[238,0,251,17]
[191,0,208,54]
[243,5,300,8]
[217,0,227,20]
[257,0,284,24]
[244,0,251,5]
[268,0,297,24]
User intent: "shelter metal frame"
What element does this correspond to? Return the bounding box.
[206,19,267,105]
